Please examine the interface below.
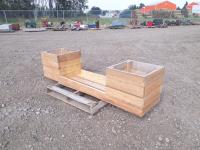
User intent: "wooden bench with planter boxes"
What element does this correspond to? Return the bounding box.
[41,48,165,117]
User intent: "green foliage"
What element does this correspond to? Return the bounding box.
[0,0,87,10]
[139,3,145,9]
[0,0,35,10]
[181,1,189,18]
[119,9,131,18]
[54,0,87,10]
[88,6,102,16]
[128,5,138,10]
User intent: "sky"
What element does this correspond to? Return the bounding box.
[87,0,199,10]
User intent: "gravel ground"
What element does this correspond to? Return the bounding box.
[0,26,200,150]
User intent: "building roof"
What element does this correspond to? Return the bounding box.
[187,2,199,10]
[140,0,176,14]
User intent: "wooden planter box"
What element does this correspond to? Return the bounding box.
[41,49,165,117]
[106,60,165,116]
[41,48,81,81]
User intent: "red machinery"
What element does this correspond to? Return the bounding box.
[147,21,154,28]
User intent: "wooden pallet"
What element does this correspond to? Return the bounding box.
[47,84,108,115]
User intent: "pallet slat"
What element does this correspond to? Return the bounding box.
[47,84,107,115]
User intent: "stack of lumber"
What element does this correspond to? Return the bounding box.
[41,49,165,117]
[105,60,164,116]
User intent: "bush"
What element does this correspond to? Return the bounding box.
[151,10,173,18]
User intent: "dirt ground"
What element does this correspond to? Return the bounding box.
[0,26,200,150]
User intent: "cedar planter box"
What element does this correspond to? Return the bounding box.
[41,48,81,81]
[105,60,165,116]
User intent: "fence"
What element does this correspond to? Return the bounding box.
[0,10,131,25]
[0,9,200,26]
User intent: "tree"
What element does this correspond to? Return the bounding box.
[49,0,53,10]
[176,7,181,10]
[55,0,87,10]
[89,6,102,16]
[120,9,131,18]
[128,5,138,10]
[181,1,188,17]
[139,3,145,9]
[0,0,35,10]
[0,0,87,10]
[102,10,109,16]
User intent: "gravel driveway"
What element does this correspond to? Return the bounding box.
[0,26,200,150]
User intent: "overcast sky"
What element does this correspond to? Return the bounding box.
[87,0,199,10]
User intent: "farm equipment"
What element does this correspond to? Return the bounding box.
[108,21,126,29]
[52,21,67,31]
[147,21,155,28]
[153,19,168,28]
[0,24,20,32]
[41,17,53,28]
[0,24,14,32]
[130,10,141,29]
[88,20,100,30]
[71,21,88,31]
[25,19,36,28]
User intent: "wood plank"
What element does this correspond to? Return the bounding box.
[106,86,161,109]
[90,101,108,115]
[106,76,144,97]
[145,67,165,84]
[78,70,106,85]
[47,86,107,115]
[48,85,97,107]
[41,51,58,63]
[144,78,163,96]
[43,64,81,76]
[143,94,160,111]
[104,95,145,117]
[59,64,81,75]
[106,87,144,108]
[69,76,105,91]
[60,58,81,67]
[44,71,59,81]
[106,68,145,87]
[47,90,93,114]
[59,76,105,100]
[43,66,60,75]
[42,58,81,69]
[58,51,81,62]
[143,95,160,113]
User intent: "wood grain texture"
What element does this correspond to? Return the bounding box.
[41,51,164,117]
[57,51,81,62]
[78,70,106,85]
[106,68,145,86]
[42,58,81,69]
[59,76,105,101]
[43,71,59,81]
[106,86,161,109]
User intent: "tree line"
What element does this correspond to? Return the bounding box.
[0,0,88,10]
